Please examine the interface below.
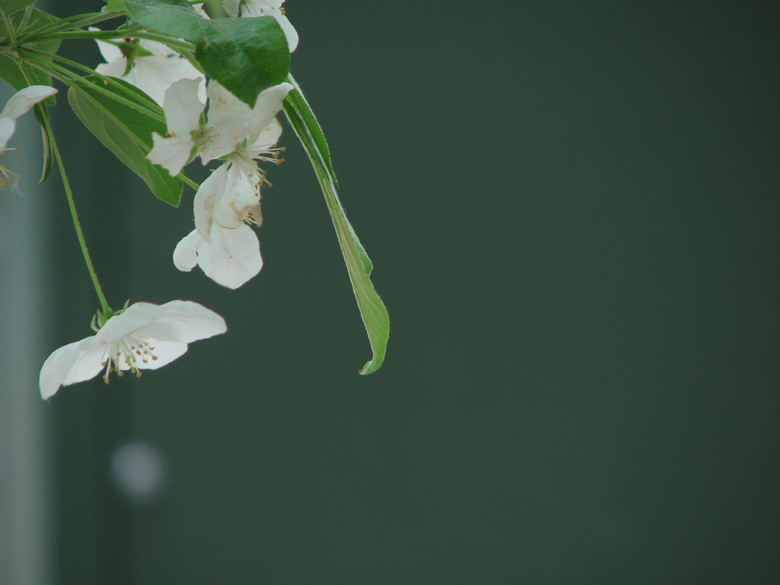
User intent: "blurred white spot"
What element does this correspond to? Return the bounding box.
[110,442,167,505]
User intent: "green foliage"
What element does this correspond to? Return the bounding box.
[0,9,61,99]
[283,76,390,374]
[0,0,37,16]
[68,76,183,206]
[121,0,290,107]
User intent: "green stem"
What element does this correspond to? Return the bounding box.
[180,174,199,191]
[0,7,18,47]
[40,107,112,315]
[31,26,145,42]
[22,50,166,124]
[17,11,124,44]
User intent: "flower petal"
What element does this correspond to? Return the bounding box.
[173,229,202,272]
[39,338,88,399]
[136,300,227,344]
[196,224,263,289]
[59,338,110,386]
[239,1,298,52]
[1,85,57,120]
[131,339,189,370]
[147,132,196,177]
[193,166,225,240]
[162,78,204,138]
[199,81,253,162]
[212,162,260,230]
[250,117,283,153]
[95,303,164,344]
[244,83,293,145]
[0,117,17,151]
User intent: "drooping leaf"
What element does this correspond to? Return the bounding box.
[283,75,390,375]
[68,76,182,206]
[121,0,290,106]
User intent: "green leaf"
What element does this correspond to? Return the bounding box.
[121,0,201,38]
[68,76,182,206]
[104,0,126,12]
[32,103,52,182]
[0,0,37,16]
[121,0,290,106]
[194,16,290,107]
[283,75,390,375]
[0,9,60,96]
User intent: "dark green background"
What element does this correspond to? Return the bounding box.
[45,1,778,584]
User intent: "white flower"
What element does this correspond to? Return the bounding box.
[173,223,262,290]
[95,37,206,106]
[173,161,264,289]
[223,0,298,52]
[147,79,292,176]
[0,85,57,151]
[39,301,227,399]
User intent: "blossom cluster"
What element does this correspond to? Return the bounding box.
[39,0,299,398]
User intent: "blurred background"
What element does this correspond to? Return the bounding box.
[1,1,778,583]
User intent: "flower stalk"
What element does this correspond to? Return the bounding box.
[40,109,112,316]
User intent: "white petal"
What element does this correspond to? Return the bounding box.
[250,117,283,152]
[95,303,164,344]
[197,224,263,289]
[125,56,205,107]
[240,1,297,52]
[244,83,293,145]
[162,78,205,137]
[274,13,299,52]
[212,162,260,229]
[0,117,17,151]
[1,85,57,120]
[193,166,225,240]
[137,300,227,344]
[138,39,176,57]
[131,339,190,370]
[95,58,128,79]
[193,3,210,19]
[173,230,202,272]
[200,82,253,162]
[59,338,110,386]
[147,132,195,177]
[39,338,90,399]
[95,38,122,63]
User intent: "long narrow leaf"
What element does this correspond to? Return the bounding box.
[283,75,389,375]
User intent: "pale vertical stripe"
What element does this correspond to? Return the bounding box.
[0,68,53,585]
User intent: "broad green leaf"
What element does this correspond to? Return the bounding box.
[121,0,201,39]
[68,76,182,206]
[0,9,60,96]
[0,0,37,16]
[283,75,389,375]
[121,0,289,106]
[194,17,290,107]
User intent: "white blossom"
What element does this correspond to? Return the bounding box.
[173,161,264,289]
[39,301,227,399]
[147,79,292,176]
[0,85,57,151]
[223,0,298,52]
[95,37,206,106]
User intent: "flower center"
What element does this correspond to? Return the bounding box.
[101,335,159,382]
